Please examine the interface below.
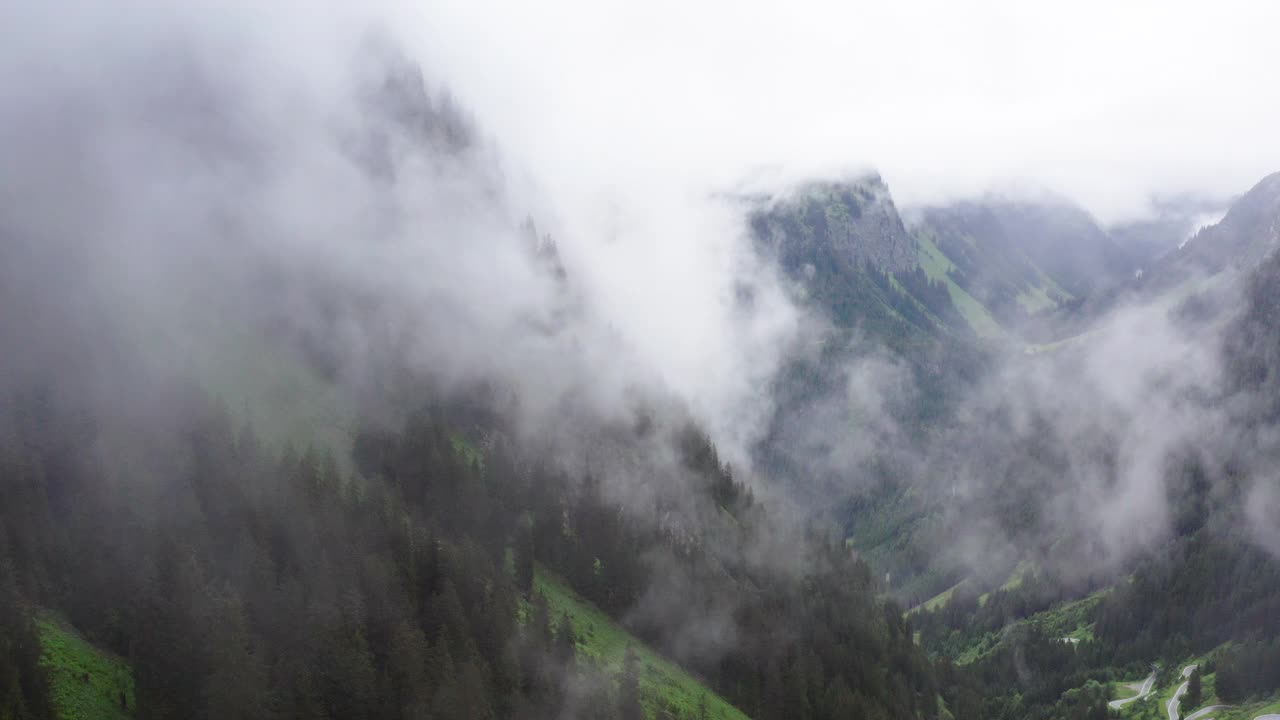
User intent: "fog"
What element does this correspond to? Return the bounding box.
[8,7,1280,719]
[3,0,1279,581]
[408,0,1280,223]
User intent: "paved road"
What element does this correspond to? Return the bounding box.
[1168,665,1199,720]
[1169,681,1190,720]
[1111,669,1158,710]
[1183,705,1229,720]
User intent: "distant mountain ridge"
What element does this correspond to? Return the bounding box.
[750,176,918,273]
[748,174,971,340]
[1108,194,1231,265]
[1154,171,1280,279]
[913,200,1136,329]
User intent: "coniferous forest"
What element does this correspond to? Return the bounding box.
[5,5,1280,720]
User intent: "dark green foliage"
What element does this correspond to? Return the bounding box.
[0,559,52,720]
[35,617,132,720]
[617,647,642,720]
[0,376,950,720]
[749,180,969,340]
[556,614,577,674]
[1186,666,1202,708]
[1215,641,1280,703]
[514,522,535,597]
[0,383,551,720]
[1094,532,1280,665]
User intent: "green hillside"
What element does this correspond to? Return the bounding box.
[534,568,750,720]
[915,230,1005,338]
[36,615,134,720]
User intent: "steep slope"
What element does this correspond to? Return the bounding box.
[1108,195,1230,267]
[914,200,1135,331]
[917,183,1280,720]
[37,615,134,720]
[747,177,999,508]
[749,175,975,340]
[0,35,953,720]
[532,569,748,720]
[1050,172,1280,342]
[1148,172,1280,284]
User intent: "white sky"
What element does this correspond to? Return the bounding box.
[6,0,1279,467]
[397,0,1280,222]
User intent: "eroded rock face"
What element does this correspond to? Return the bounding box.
[824,179,917,274]
[751,174,917,276]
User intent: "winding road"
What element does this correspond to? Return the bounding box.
[1110,668,1158,710]
[1160,664,1277,720]
[1167,665,1199,720]
[1184,706,1230,720]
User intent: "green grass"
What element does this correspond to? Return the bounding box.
[1030,587,1110,639]
[999,560,1034,592]
[979,560,1036,607]
[1022,327,1101,355]
[36,615,134,720]
[953,632,1005,666]
[1113,681,1142,701]
[1015,265,1073,315]
[909,580,966,616]
[120,293,356,466]
[1015,284,1060,314]
[921,576,962,609]
[944,587,1111,666]
[1200,672,1220,708]
[915,233,1005,338]
[1065,623,1095,643]
[186,323,353,461]
[533,568,749,720]
[1213,698,1280,720]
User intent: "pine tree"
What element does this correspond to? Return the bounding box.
[0,558,52,720]
[201,594,269,720]
[387,621,430,720]
[1186,668,1203,709]
[513,523,534,597]
[555,613,577,673]
[618,645,643,720]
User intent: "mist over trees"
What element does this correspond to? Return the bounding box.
[3,4,1280,720]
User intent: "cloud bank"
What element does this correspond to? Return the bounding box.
[405,0,1280,223]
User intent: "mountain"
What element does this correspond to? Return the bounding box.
[1107,195,1230,266]
[913,200,1136,331]
[854,171,1280,720]
[1052,172,1280,338]
[745,176,1000,508]
[1150,171,1280,281]
[4,13,1279,718]
[751,177,918,275]
[0,48,950,720]
[749,175,973,341]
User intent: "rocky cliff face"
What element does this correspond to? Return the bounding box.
[750,175,917,277]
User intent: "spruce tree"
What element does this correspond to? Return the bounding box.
[1187,668,1202,709]
[618,645,643,720]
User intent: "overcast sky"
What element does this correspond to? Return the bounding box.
[392,0,1280,223]
[6,0,1280,470]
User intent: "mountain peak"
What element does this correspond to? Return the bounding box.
[1156,170,1280,278]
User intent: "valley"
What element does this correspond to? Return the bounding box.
[1,6,1279,720]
